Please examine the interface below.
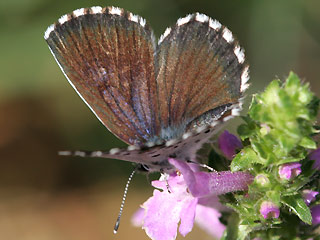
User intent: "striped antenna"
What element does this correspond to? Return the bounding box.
[186,159,215,172]
[113,168,136,234]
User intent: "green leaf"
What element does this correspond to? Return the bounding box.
[308,97,320,119]
[276,157,302,165]
[250,137,277,164]
[238,123,255,140]
[267,190,281,204]
[285,72,300,95]
[231,147,264,171]
[222,212,240,240]
[207,149,229,171]
[238,225,254,240]
[299,136,317,149]
[261,80,281,106]
[281,195,312,225]
[222,213,255,240]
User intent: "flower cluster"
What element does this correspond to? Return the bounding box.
[132,153,253,240]
[132,72,320,239]
[227,72,320,239]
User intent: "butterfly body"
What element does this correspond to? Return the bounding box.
[45,6,249,173]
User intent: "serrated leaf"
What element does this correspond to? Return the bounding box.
[222,213,256,240]
[238,225,253,240]
[252,140,278,164]
[282,195,312,225]
[299,136,317,149]
[267,190,281,204]
[276,157,302,165]
[308,97,320,119]
[231,147,263,171]
[238,124,255,140]
[285,72,300,94]
[262,80,281,106]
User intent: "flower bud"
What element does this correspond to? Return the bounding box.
[278,163,302,180]
[309,148,320,170]
[218,130,242,160]
[255,174,270,187]
[260,123,270,136]
[302,190,318,205]
[260,201,280,219]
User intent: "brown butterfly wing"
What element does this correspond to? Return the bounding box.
[155,14,248,132]
[45,7,160,146]
[49,10,250,173]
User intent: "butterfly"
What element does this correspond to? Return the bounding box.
[44,6,249,174]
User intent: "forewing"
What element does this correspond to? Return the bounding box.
[155,13,249,130]
[44,7,160,145]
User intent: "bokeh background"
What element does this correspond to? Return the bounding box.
[1,0,320,239]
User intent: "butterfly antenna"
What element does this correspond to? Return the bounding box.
[113,168,136,234]
[187,160,215,172]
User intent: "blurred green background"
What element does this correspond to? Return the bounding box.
[0,0,319,239]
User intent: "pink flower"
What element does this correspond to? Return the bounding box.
[309,148,320,170]
[302,190,318,205]
[278,163,302,180]
[260,201,280,219]
[132,158,253,240]
[218,130,243,159]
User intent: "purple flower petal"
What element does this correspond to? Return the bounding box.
[278,163,302,180]
[260,201,280,219]
[133,159,252,239]
[218,130,243,159]
[195,204,226,238]
[142,174,197,240]
[311,205,320,225]
[302,190,319,205]
[179,198,198,236]
[169,158,253,197]
[309,148,320,170]
[151,173,184,193]
[142,189,180,240]
[197,195,227,211]
[131,207,144,227]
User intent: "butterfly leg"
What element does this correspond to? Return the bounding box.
[160,171,171,193]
